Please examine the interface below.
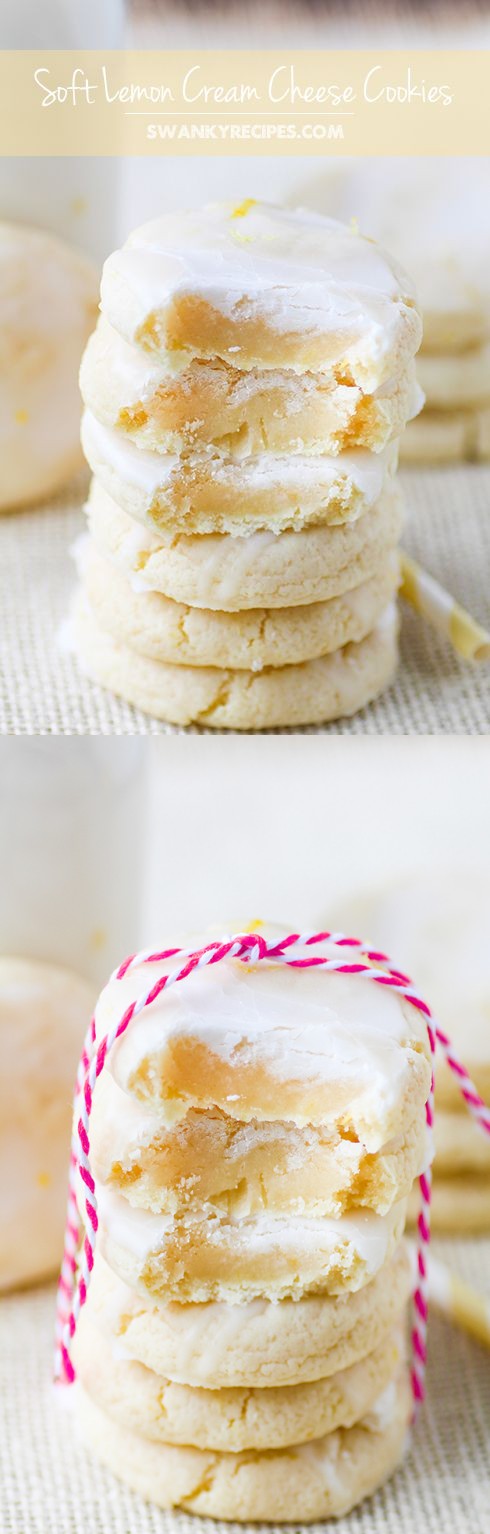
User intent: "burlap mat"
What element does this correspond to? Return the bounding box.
[1,467,489,735]
[1,1237,489,1533]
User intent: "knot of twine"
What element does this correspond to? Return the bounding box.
[54,928,490,1407]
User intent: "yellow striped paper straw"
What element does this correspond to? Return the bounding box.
[400,552,490,663]
[409,1244,490,1349]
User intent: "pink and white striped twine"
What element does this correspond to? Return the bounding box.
[54,927,490,1409]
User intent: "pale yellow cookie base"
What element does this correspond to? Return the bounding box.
[91,1074,427,1220]
[82,540,399,672]
[87,1245,412,1388]
[400,405,490,463]
[87,479,404,612]
[81,412,398,537]
[81,320,419,458]
[76,1370,411,1523]
[72,596,399,730]
[75,1310,404,1452]
[97,1196,407,1305]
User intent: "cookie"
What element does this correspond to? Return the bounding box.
[74,1312,404,1452]
[81,409,398,538]
[93,1181,407,1304]
[90,1068,427,1219]
[72,595,399,729]
[76,1370,411,1522]
[92,926,431,1147]
[0,957,95,1290]
[99,201,421,388]
[81,317,421,459]
[400,405,490,463]
[86,1243,412,1388]
[0,222,98,510]
[86,478,404,612]
[416,341,490,410]
[80,538,399,672]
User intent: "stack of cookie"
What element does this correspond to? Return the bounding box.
[297,159,490,465]
[74,927,432,1521]
[73,202,422,729]
[401,320,490,466]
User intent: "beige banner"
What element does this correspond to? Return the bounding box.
[0,50,489,156]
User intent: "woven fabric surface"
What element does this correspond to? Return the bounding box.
[0,467,489,735]
[1,1238,489,1533]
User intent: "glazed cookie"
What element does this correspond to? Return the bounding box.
[81,410,398,537]
[76,1370,411,1523]
[74,1312,404,1452]
[81,317,421,459]
[92,1181,407,1303]
[92,927,431,1146]
[90,1069,427,1219]
[99,201,421,387]
[0,222,98,510]
[0,957,95,1290]
[400,405,490,463]
[80,538,399,672]
[86,1244,412,1388]
[86,479,404,612]
[72,596,399,729]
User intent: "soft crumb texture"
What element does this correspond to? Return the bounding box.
[86,1244,412,1388]
[72,596,399,729]
[81,317,420,459]
[76,1368,411,1522]
[0,222,98,510]
[99,201,422,388]
[94,1188,407,1304]
[81,410,399,538]
[0,958,95,1290]
[80,539,399,672]
[86,479,404,612]
[74,1312,404,1452]
[90,1072,426,1219]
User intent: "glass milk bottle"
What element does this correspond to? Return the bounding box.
[0,0,125,263]
[0,741,147,988]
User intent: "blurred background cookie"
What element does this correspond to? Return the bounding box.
[0,224,98,511]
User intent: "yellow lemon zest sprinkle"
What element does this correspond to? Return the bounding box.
[231,198,257,219]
